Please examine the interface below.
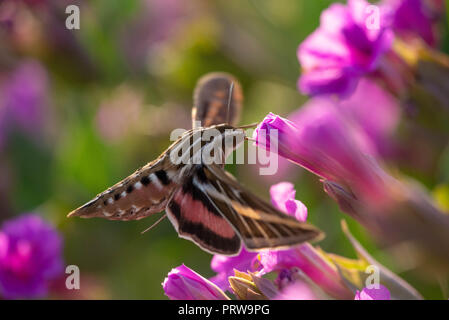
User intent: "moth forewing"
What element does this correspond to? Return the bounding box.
[67,148,180,221]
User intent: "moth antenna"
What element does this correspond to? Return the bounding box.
[238,122,259,129]
[141,214,167,234]
[226,82,234,124]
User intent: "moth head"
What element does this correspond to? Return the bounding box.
[214,124,246,161]
[223,128,246,156]
[190,124,245,165]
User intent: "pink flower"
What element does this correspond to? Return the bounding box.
[355,285,391,300]
[122,0,188,70]
[1,60,49,135]
[209,248,259,291]
[163,264,229,300]
[0,214,64,299]
[298,0,393,96]
[270,182,308,222]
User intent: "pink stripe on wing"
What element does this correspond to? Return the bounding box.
[174,192,236,239]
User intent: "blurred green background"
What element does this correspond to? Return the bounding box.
[0,0,447,299]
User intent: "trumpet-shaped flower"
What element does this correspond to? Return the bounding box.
[253,111,386,201]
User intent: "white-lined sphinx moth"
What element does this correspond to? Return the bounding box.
[68,73,323,255]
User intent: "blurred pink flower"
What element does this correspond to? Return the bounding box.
[336,79,400,157]
[163,264,229,300]
[122,0,187,70]
[95,85,143,143]
[264,79,400,181]
[298,0,393,97]
[355,285,391,300]
[0,214,63,299]
[289,79,400,158]
[0,60,49,137]
[274,281,316,300]
[381,0,440,46]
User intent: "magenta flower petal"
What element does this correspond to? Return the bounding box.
[270,182,307,222]
[355,285,391,300]
[209,248,259,291]
[163,264,229,300]
[0,214,64,299]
